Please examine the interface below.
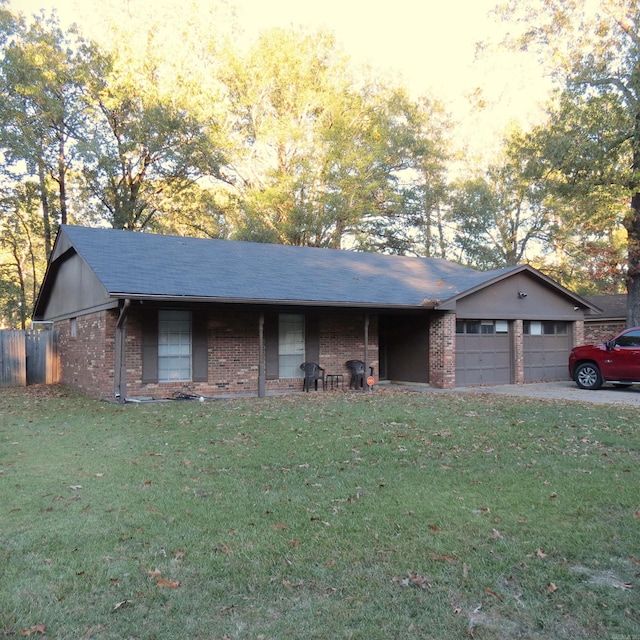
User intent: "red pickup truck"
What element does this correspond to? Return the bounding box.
[569,327,640,390]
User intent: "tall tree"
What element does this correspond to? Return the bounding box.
[0,8,94,256]
[497,0,640,324]
[448,129,556,269]
[220,28,449,252]
[78,30,227,231]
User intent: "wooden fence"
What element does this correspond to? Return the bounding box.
[0,329,60,387]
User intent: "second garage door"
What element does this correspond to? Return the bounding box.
[456,320,511,386]
[523,321,571,382]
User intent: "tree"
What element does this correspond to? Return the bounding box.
[78,29,227,231]
[218,28,450,252]
[448,129,556,269]
[497,0,640,324]
[0,8,100,255]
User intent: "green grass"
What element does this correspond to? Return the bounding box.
[1,386,638,639]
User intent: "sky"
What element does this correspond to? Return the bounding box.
[8,0,553,161]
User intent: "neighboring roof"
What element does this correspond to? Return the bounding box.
[33,225,597,315]
[584,294,627,321]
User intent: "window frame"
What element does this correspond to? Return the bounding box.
[158,309,192,383]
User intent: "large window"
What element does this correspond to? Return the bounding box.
[278,314,305,378]
[158,310,192,382]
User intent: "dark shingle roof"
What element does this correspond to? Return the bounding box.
[584,294,626,320]
[57,225,506,308]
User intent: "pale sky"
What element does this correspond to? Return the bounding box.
[8,0,552,161]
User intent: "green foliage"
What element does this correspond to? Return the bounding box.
[448,129,556,269]
[498,0,640,317]
[1,387,638,638]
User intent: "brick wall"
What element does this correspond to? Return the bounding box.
[56,307,380,400]
[55,309,116,398]
[428,313,456,389]
[512,319,524,385]
[584,321,625,345]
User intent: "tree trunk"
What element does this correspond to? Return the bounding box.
[626,191,640,327]
[627,110,640,327]
[37,155,52,259]
[58,135,67,226]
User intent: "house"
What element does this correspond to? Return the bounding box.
[32,225,600,400]
[583,294,627,344]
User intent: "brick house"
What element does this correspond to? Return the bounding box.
[583,294,627,344]
[32,225,599,401]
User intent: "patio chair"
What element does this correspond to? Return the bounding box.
[300,362,326,392]
[346,360,374,389]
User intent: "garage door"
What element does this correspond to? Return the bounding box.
[456,320,511,386]
[523,321,571,382]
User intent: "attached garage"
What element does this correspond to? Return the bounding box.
[455,320,511,386]
[523,321,572,382]
[438,267,599,387]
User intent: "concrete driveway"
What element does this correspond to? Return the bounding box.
[386,379,640,406]
[451,380,640,407]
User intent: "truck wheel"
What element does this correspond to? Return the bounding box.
[574,362,603,390]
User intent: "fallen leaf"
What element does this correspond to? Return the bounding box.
[19,624,46,636]
[549,492,557,499]
[489,529,503,540]
[271,523,288,531]
[148,569,162,578]
[157,578,180,588]
[69,485,82,490]
[428,524,441,532]
[548,582,558,593]
[394,572,431,589]
[536,548,548,559]
[485,588,503,601]
[430,554,455,563]
[173,550,186,559]
[112,600,132,611]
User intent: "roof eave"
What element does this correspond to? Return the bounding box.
[108,292,438,310]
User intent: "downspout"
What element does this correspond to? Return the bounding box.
[114,299,130,403]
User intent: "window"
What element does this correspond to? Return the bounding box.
[481,321,494,334]
[158,310,191,382]
[457,320,508,335]
[70,317,77,338]
[524,321,567,336]
[615,329,640,347]
[278,314,304,378]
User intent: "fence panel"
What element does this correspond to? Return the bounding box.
[0,330,27,387]
[0,330,59,387]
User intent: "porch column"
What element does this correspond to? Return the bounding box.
[363,312,369,392]
[258,312,266,397]
[114,299,130,403]
[512,319,524,385]
[429,312,456,389]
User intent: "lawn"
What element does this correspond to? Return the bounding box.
[1,385,638,639]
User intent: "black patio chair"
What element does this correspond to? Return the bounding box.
[346,360,374,389]
[300,362,326,392]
